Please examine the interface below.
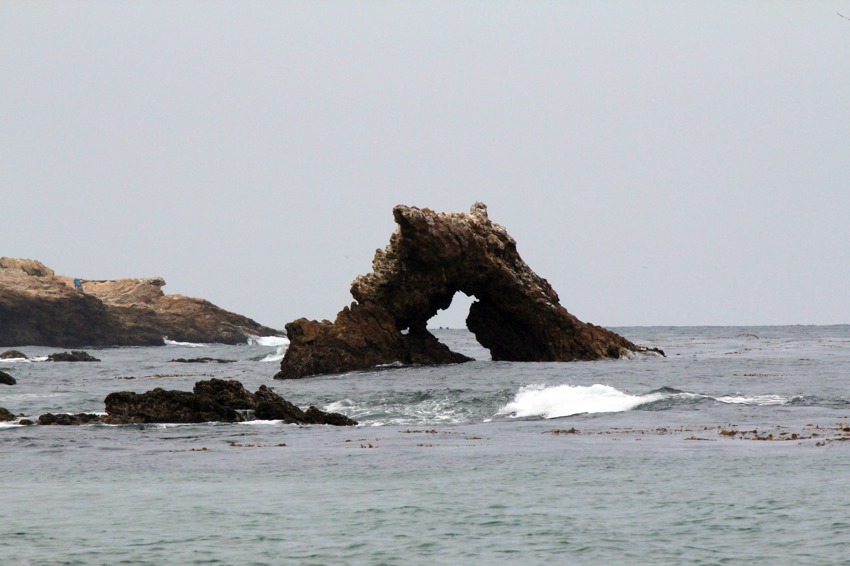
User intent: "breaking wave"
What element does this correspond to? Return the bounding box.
[498,384,665,419]
[498,384,797,419]
[246,336,289,347]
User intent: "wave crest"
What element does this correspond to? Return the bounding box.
[498,383,664,419]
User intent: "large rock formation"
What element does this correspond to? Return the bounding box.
[0,258,281,346]
[276,203,662,379]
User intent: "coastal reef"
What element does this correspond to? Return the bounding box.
[32,378,356,426]
[276,202,661,379]
[0,258,280,346]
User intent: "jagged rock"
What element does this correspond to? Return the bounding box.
[47,350,101,362]
[0,407,14,421]
[0,350,27,359]
[193,378,257,410]
[277,202,662,379]
[0,257,282,347]
[0,370,15,385]
[170,357,235,364]
[104,388,242,424]
[253,384,357,425]
[102,379,356,425]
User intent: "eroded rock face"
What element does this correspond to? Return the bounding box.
[276,203,661,379]
[0,257,281,346]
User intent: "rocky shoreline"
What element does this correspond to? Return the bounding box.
[0,258,281,347]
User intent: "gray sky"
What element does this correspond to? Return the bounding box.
[3,1,849,330]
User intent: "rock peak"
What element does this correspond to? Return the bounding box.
[469,201,488,220]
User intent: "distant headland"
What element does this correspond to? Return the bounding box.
[0,257,281,347]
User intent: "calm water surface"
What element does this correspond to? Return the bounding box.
[2,326,849,565]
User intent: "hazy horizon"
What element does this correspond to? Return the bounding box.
[4,2,849,330]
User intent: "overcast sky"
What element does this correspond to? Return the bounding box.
[3,1,849,330]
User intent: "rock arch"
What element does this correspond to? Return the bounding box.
[275,203,661,379]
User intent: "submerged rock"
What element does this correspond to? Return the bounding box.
[47,351,101,362]
[0,370,15,385]
[0,257,282,347]
[276,203,662,379]
[102,378,356,426]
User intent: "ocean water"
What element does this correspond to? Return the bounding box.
[2,326,850,565]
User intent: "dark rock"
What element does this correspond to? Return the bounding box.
[18,419,34,425]
[193,378,257,410]
[104,388,242,424]
[252,385,356,425]
[103,379,357,426]
[0,370,15,385]
[38,413,104,425]
[276,303,470,380]
[0,257,283,347]
[0,407,14,421]
[170,357,235,364]
[303,405,358,426]
[0,350,27,359]
[276,203,663,379]
[47,350,101,362]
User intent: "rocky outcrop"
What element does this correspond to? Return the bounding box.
[0,350,27,360]
[276,302,470,380]
[0,407,14,421]
[37,413,104,425]
[0,370,15,385]
[0,257,281,347]
[47,351,100,362]
[277,202,662,379]
[102,378,356,425]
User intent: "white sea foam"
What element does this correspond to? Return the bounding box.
[498,383,666,419]
[247,335,290,347]
[324,397,463,426]
[259,346,287,363]
[163,337,208,348]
